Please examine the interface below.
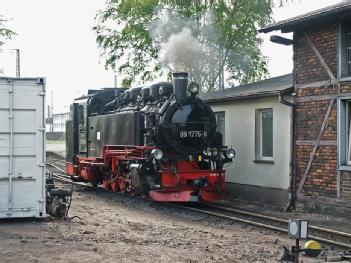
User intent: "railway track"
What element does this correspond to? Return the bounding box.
[177,203,351,250]
[46,160,351,251]
[46,162,97,188]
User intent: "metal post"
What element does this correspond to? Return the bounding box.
[219,46,224,90]
[7,79,14,215]
[294,239,300,263]
[114,74,118,88]
[14,49,20,77]
[51,91,53,132]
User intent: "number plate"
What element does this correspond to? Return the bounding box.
[179,130,207,138]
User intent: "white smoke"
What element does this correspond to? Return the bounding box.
[148,6,224,90]
[161,27,207,72]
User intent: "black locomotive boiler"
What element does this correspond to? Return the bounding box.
[66,72,235,202]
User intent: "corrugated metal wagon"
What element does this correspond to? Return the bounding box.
[0,77,46,218]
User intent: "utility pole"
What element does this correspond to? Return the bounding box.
[114,74,118,88]
[13,49,20,77]
[219,46,224,91]
[51,91,54,132]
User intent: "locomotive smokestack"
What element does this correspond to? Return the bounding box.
[173,72,188,100]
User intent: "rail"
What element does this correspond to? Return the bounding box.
[176,204,351,250]
[46,161,351,250]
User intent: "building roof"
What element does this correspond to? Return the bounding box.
[201,74,293,103]
[259,1,351,33]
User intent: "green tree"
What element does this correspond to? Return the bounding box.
[0,16,15,47]
[0,16,15,74]
[94,0,277,90]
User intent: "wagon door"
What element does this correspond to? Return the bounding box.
[0,78,46,218]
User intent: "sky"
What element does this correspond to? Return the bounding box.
[0,0,343,114]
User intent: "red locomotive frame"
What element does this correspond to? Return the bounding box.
[67,145,225,202]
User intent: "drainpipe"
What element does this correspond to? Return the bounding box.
[291,35,298,212]
[279,35,297,212]
[267,32,296,211]
[279,89,295,212]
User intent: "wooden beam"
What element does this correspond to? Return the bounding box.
[297,98,335,193]
[305,33,337,82]
[296,140,337,146]
[296,93,351,103]
[296,94,336,103]
[295,80,337,89]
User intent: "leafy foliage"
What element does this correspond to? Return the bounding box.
[0,16,15,47]
[0,16,15,74]
[94,0,277,90]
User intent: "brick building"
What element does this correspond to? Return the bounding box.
[260,2,351,212]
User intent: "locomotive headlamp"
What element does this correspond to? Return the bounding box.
[188,82,199,94]
[226,149,236,159]
[151,149,163,160]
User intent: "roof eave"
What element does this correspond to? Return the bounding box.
[259,4,351,33]
[203,87,292,103]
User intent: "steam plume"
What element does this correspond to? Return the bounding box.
[149,6,224,90]
[161,27,207,72]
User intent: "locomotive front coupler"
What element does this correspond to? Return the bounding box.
[193,177,208,188]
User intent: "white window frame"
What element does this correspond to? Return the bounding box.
[215,111,225,145]
[338,21,351,80]
[337,98,351,170]
[255,108,274,161]
[347,101,351,165]
[347,31,351,76]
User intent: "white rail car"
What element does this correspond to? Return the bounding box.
[0,77,46,218]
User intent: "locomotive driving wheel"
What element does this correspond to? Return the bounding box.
[110,171,119,192]
[102,179,111,190]
[111,180,119,192]
[118,177,126,193]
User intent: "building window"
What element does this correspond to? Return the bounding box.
[347,26,351,76]
[255,109,273,160]
[215,111,225,144]
[340,21,351,78]
[339,99,351,167]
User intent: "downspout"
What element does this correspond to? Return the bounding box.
[262,31,296,212]
[279,32,297,212]
[279,88,295,212]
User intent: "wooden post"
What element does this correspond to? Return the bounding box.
[297,33,337,194]
[297,99,335,193]
[304,33,336,81]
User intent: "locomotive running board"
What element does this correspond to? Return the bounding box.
[149,190,199,202]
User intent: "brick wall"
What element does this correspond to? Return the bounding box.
[294,21,351,200]
[340,83,351,93]
[295,22,338,84]
[295,99,337,141]
[295,94,338,198]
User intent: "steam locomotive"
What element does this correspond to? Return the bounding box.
[66,72,235,202]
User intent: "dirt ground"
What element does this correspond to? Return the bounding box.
[1,153,349,263]
[1,182,347,263]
